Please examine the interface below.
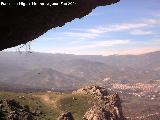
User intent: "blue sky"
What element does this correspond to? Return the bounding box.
[6,0,160,55]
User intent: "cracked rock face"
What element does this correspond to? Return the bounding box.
[0,0,120,51]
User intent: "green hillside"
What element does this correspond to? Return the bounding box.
[0,91,93,120]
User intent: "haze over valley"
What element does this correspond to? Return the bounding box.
[0,51,160,90]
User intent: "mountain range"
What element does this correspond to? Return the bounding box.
[0,51,160,90]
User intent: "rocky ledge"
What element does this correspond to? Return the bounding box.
[73,86,126,120]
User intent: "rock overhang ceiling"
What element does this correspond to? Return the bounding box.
[0,0,120,51]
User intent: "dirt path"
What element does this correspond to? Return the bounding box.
[41,95,51,103]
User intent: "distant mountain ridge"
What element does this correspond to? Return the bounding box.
[0,51,160,89]
[6,68,83,89]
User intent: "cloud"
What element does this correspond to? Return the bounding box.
[151,39,160,44]
[143,18,160,25]
[129,30,154,35]
[35,47,160,56]
[62,18,160,39]
[62,23,147,40]
[9,38,160,56]
[88,18,160,35]
[32,39,130,53]
[63,32,99,39]
[118,47,160,55]
[88,23,148,34]
[75,46,160,56]
[57,39,130,51]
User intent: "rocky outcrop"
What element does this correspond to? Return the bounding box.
[106,93,124,119]
[74,86,125,120]
[0,99,41,120]
[84,105,113,120]
[0,0,120,51]
[72,86,108,98]
[57,112,74,120]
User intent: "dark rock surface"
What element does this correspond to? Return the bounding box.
[0,0,120,50]
[58,112,74,120]
[0,99,41,120]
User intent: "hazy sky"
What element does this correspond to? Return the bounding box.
[6,0,160,55]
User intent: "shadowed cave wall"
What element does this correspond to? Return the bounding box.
[0,0,120,51]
